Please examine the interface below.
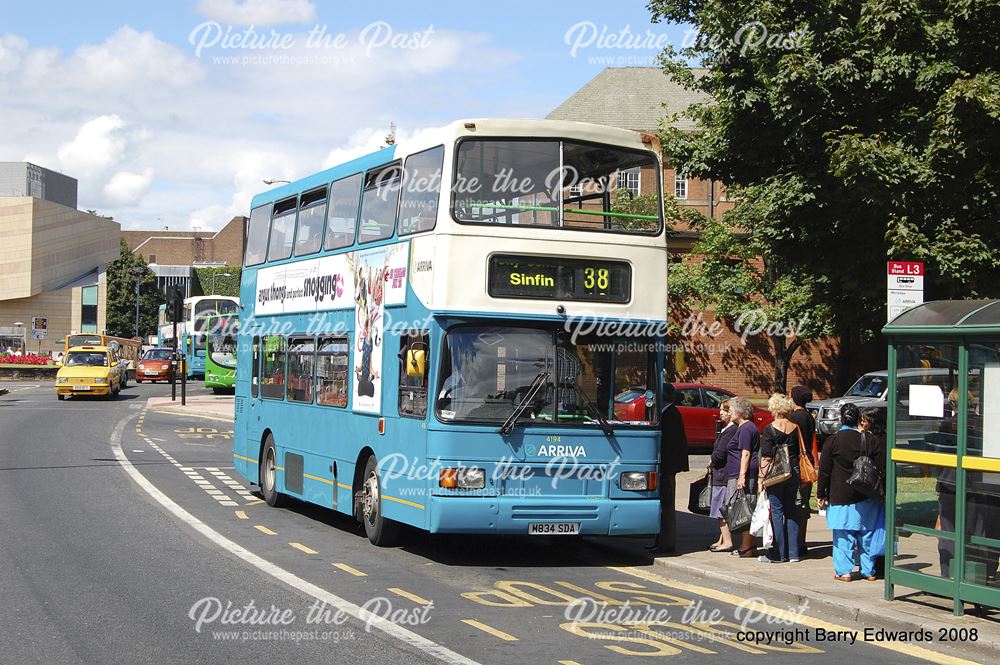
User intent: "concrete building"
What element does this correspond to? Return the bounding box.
[123,216,246,296]
[0,161,79,209]
[0,169,120,356]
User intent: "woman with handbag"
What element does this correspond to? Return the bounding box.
[789,385,816,555]
[817,403,887,582]
[728,397,761,558]
[757,394,802,563]
[708,400,738,552]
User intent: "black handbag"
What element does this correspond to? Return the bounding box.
[688,473,712,515]
[847,432,884,499]
[721,488,756,533]
[762,442,793,488]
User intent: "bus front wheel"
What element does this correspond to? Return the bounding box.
[260,437,289,508]
[361,456,399,547]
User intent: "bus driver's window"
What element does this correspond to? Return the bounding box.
[399,332,429,418]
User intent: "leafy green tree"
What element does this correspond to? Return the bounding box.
[670,211,835,392]
[106,239,162,338]
[648,0,1000,389]
[192,266,242,297]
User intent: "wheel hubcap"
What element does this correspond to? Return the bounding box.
[265,450,275,492]
[363,472,379,525]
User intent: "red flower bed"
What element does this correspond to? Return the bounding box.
[0,354,52,365]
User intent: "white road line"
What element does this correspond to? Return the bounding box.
[109,415,480,665]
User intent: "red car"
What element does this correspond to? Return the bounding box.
[614,383,773,449]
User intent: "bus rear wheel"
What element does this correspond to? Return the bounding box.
[260,436,288,508]
[361,456,399,547]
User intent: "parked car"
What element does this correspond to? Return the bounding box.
[614,383,773,448]
[55,345,124,400]
[808,368,954,448]
[135,347,176,383]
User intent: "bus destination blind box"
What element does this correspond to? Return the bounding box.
[487,254,630,303]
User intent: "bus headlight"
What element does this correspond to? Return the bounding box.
[439,467,486,489]
[620,471,657,491]
[458,468,486,489]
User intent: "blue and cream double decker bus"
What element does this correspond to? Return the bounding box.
[233,119,669,545]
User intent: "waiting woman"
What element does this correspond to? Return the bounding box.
[728,397,760,558]
[788,385,815,555]
[708,399,738,552]
[758,393,801,563]
[817,403,887,581]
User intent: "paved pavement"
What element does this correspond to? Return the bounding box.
[0,380,992,664]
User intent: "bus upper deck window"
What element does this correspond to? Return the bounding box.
[358,163,400,244]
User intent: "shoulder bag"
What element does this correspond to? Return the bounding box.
[796,425,819,484]
[721,488,756,533]
[762,427,794,488]
[846,431,884,499]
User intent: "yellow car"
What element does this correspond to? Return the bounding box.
[55,345,124,400]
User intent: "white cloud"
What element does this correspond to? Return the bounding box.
[103,168,154,206]
[196,0,316,26]
[0,22,524,230]
[56,115,129,177]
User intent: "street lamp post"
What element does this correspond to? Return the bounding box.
[210,272,232,295]
[131,267,144,339]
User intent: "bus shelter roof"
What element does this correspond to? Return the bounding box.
[883,300,1000,335]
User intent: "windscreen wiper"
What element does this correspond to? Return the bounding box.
[499,371,549,436]
[573,377,615,437]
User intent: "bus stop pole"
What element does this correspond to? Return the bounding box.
[181,348,186,406]
[171,320,177,402]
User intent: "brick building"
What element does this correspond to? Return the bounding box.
[549,67,840,399]
[123,216,246,296]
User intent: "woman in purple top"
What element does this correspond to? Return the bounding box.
[708,400,738,552]
[728,397,760,558]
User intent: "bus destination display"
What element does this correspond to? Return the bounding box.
[488,255,630,303]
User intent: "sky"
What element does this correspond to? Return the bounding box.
[0,0,692,231]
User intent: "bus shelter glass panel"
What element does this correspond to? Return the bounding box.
[963,471,1000,587]
[893,343,959,451]
[966,343,1000,459]
[893,462,955,580]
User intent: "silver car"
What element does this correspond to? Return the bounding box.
[808,368,955,449]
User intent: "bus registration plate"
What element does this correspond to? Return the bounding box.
[528,522,580,535]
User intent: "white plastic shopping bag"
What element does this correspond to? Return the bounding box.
[750,491,770,536]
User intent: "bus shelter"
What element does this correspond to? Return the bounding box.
[883,300,1000,614]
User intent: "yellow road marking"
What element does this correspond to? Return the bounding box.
[254,525,277,535]
[610,566,981,665]
[234,510,248,520]
[388,588,432,605]
[559,661,584,665]
[382,494,425,510]
[233,453,258,464]
[245,499,264,506]
[289,542,317,555]
[461,619,518,642]
[332,563,367,577]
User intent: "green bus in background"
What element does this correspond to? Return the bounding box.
[204,314,238,393]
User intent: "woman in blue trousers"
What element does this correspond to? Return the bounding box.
[817,403,886,581]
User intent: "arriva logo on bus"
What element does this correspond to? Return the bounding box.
[537,445,587,458]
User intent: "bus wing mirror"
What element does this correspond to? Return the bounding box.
[405,348,426,378]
